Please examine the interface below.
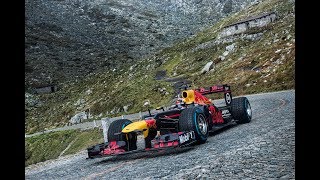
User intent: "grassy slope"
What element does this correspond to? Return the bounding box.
[154,0,294,96]
[25,0,295,134]
[25,128,103,166]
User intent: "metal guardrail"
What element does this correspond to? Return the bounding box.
[25,109,160,138]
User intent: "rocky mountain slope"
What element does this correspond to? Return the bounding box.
[25,0,295,134]
[25,0,258,87]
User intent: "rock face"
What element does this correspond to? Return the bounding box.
[225,43,236,52]
[25,0,257,87]
[69,111,89,125]
[25,93,41,107]
[201,61,214,74]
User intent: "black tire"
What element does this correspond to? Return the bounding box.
[179,106,208,144]
[145,128,157,149]
[107,119,137,151]
[230,97,252,124]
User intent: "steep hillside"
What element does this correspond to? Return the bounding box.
[155,0,295,95]
[25,0,295,134]
[25,0,257,87]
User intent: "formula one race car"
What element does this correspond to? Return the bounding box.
[87,84,252,158]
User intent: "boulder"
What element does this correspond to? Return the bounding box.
[143,100,151,107]
[222,51,229,57]
[219,55,226,61]
[129,65,134,71]
[74,99,85,106]
[85,89,92,95]
[25,93,40,107]
[201,61,214,74]
[69,111,88,124]
[225,43,235,52]
[123,105,130,113]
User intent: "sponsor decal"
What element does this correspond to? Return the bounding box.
[222,109,229,116]
[179,131,195,144]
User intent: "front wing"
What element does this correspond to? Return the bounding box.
[87,131,197,159]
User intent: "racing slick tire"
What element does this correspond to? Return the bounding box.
[179,106,208,144]
[230,97,252,124]
[107,119,137,151]
[145,129,157,149]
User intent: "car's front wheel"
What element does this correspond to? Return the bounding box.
[108,119,137,151]
[179,106,208,144]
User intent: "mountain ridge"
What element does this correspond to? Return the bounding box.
[25,0,258,87]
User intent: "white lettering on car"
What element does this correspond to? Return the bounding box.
[179,131,195,144]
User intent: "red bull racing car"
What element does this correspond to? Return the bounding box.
[87,84,252,158]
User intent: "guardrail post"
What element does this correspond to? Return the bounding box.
[101,118,109,143]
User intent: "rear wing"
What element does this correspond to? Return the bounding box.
[195,84,232,106]
[195,84,231,95]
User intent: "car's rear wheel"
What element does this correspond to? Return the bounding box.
[230,97,252,124]
[179,106,208,144]
[107,119,137,151]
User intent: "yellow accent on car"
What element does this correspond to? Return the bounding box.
[182,90,195,104]
[122,121,149,138]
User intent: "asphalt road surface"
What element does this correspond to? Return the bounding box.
[25,90,295,179]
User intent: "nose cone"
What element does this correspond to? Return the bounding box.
[122,121,148,133]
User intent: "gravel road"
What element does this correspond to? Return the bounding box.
[25,90,295,179]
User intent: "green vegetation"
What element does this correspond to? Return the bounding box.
[25,128,103,167]
[152,0,295,97]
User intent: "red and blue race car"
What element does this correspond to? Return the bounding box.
[87,84,252,158]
